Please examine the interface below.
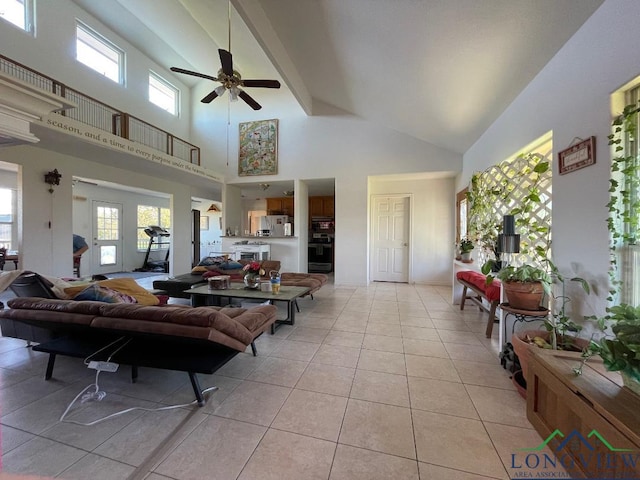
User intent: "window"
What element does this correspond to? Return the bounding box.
[0,187,15,249]
[0,0,34,33]
[149,71,179,115]
[137,205,170,250]
[616,84,640,305]
[456,188,468,243]
[76,22,124,84]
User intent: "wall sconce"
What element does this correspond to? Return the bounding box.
[259,183,270,191]
[207,204,221,212]
[44,169,62,193]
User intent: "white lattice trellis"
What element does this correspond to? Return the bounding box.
[468,148,552,268]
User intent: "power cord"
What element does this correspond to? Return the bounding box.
[60,337,219,425]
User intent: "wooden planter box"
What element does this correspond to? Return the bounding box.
[527,349,640,478]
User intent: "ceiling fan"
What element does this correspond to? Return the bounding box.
[171,49,281,110]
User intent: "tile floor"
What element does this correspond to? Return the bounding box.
[0,279,550,479]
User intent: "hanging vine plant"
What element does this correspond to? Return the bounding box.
[466,152,551,269]
[607,102,640,302]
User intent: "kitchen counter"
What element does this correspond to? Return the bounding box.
[221,236,298,240]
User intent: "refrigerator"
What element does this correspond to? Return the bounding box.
[258,215,290,236]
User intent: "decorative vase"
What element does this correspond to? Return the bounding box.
[243,272,261,290]
[621,372,640,396]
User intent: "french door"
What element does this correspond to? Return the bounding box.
[371,195,410,282]
[91,201,123,275]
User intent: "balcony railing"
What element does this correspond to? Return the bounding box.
[0,54,200,165]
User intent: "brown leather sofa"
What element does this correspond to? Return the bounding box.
[153,259,329,300]
[0,298,277,405]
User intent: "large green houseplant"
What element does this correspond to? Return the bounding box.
[577,304,640,395]
[483,263,552,311]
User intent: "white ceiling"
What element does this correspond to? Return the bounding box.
[71,0,603,157]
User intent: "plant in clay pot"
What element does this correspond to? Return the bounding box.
[508,264,590,380]
[576,304,640,395]
[490,264,552,311]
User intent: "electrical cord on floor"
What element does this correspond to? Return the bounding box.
[60,336,219,425]
[60,386,219,426]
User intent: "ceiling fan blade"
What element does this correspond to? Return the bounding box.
[201,90,220,103]
[239,90,262,110]
[242,79,281,89]
[170,67,218,82]
[218,49,233,76]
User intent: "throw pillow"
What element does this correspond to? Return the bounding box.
[73,284,137,303]
[219,261,243,270]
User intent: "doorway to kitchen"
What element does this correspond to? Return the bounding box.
[370,194,411,282]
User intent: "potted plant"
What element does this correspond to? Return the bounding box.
[459,238,474,262]
[510,266,590,381]
[487,264,552,310]
[577,304,640,396]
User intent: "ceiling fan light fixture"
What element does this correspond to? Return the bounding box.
[229,86,240,102]
[214,85,226,97]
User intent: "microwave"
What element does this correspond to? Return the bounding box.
[311,217,334,231]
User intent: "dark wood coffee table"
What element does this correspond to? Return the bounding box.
[187,284,310,330]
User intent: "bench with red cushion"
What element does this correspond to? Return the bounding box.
[456,270,501,338]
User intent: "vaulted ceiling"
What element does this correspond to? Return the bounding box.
[72,0,603,155]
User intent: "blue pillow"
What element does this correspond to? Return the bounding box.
[219,261,243,270]
[197,256,225,266]
[73,284,137,303]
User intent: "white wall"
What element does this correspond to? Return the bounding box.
[0,0,192,141]
[1,0,465,285]
[369,176,456,285]
[192,94,463,284]
[461,0,639,320]
[0,146,197,278]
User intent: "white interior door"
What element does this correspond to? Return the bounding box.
[91,200,123,275]
[371,195,410,282]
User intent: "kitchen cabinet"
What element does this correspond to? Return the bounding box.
[309,196,334,218]
[266,197,294,216]
[527,349,640,479]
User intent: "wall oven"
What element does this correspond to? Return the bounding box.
[308,233,333,273]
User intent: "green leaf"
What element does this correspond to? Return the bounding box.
[533,162,549,173]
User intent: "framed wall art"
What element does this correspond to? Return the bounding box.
[200,216,209,230]
[238,119,278,176]
[558,136,596,175]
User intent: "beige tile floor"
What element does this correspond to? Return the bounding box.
[0,281,548,479]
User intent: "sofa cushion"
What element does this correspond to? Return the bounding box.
[280,272,328,295]
[3,298,278,353]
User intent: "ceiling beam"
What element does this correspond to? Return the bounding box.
[232,0,313,115]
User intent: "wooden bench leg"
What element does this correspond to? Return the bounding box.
[460,286,468,310]
[485,301,499,338]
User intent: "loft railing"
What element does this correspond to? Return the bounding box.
[0,54,200,165]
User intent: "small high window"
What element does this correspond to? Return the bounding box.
[76,22,124,84]
[149,71,179,115]
[0,0,34,33]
